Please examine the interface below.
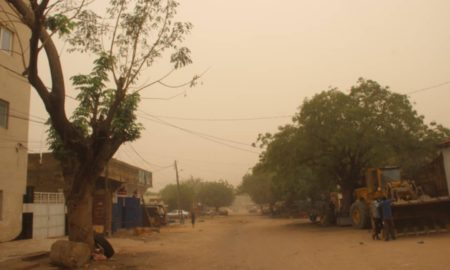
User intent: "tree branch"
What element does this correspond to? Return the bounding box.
[123,1,150,89]
[108,0,126,85]
[38,0,88,53]
[126,0,171,87]
[135,66,209,95]
[7,0,87,156]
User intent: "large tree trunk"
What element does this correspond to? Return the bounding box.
[67,181,95,249]
[62,154,113,249]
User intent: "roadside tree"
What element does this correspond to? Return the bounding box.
[160,178,203,210]
[256,78,450,212]
[198,180,235,211]
[239,172,276,212]
[3,0,196,247]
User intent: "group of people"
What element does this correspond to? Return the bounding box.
[370,197,396,241]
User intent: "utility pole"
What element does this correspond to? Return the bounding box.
[174,160,184,224]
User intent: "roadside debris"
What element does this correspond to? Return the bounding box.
[92,249,107,261]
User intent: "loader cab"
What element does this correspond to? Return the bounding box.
[366,167,401,197]
[379,167,401,187]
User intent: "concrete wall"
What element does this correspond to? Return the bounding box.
[27,154,64,193]
[28,153,152,195]
[0,1,31,242]
[27,153,152,235]
[105,159,152,196]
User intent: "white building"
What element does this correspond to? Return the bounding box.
[0,0,31,242]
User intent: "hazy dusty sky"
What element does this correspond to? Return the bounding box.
[28,0,450,190]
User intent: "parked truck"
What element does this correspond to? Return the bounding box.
[350,167,450,235]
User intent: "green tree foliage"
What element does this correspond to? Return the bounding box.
[239,172,275,207]
[198,181,235,210]
[160,178,202,210]
[160,179,235,211]
[4,0,196,247]
[255,78,450,211]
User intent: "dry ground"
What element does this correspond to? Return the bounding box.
[1,215,450,269]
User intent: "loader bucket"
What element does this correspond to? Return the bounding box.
[392,197,450,236]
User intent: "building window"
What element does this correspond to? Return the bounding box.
[0,27,13,53]
[0,99,9,128]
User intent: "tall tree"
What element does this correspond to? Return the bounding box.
[257,78,450,212]
[254,125,334,206]
[239,172,276,212]
[198,180,235,211]
[4,0,196,247]
[160,178,235,211]
[160,178,203,210]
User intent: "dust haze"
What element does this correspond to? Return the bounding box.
[27,0,450,190]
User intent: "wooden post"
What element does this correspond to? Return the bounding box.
[174,160,184,224]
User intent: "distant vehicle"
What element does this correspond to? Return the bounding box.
[144,204,168,226]
[218,208,229,216]
[167,209,189,219]
[201,209,215,216]
[200,208,229,216]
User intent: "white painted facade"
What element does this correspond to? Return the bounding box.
[23,192,66,239]
[0,0,31,242]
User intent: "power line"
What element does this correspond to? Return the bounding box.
[9,107,47,122]
[116,145,171,172]
[139,111,255,147]
[405,81,450,95]
[152,164,175,173]
[127,143,169,169]
[137,111,260,154]
[9,113,46,124]
[141,90,187,100]
[125,148,254,167]
[118,146,143,168]
[144,114,293,122]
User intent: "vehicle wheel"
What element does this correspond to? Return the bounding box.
[94,234,115,258]
[350,200,369,229]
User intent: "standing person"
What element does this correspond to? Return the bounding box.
[381,196,396,241]
[370,198,382,240]
[190,209,196,228]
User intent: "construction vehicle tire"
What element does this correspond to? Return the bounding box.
[94,234,115,258]
[350,200,369,229]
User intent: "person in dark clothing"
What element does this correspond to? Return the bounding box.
[381,196,396,241]
[370,198,382,240]
[190,210,196,228]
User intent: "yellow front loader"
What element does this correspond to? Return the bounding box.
[350,167,450,235]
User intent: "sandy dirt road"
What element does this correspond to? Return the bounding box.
[109,214,450,270]
[2,215,450,269]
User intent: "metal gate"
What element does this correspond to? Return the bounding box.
[112,197,143,231]
[32,192,65,239]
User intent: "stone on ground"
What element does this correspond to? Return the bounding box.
[49,240,91,268]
